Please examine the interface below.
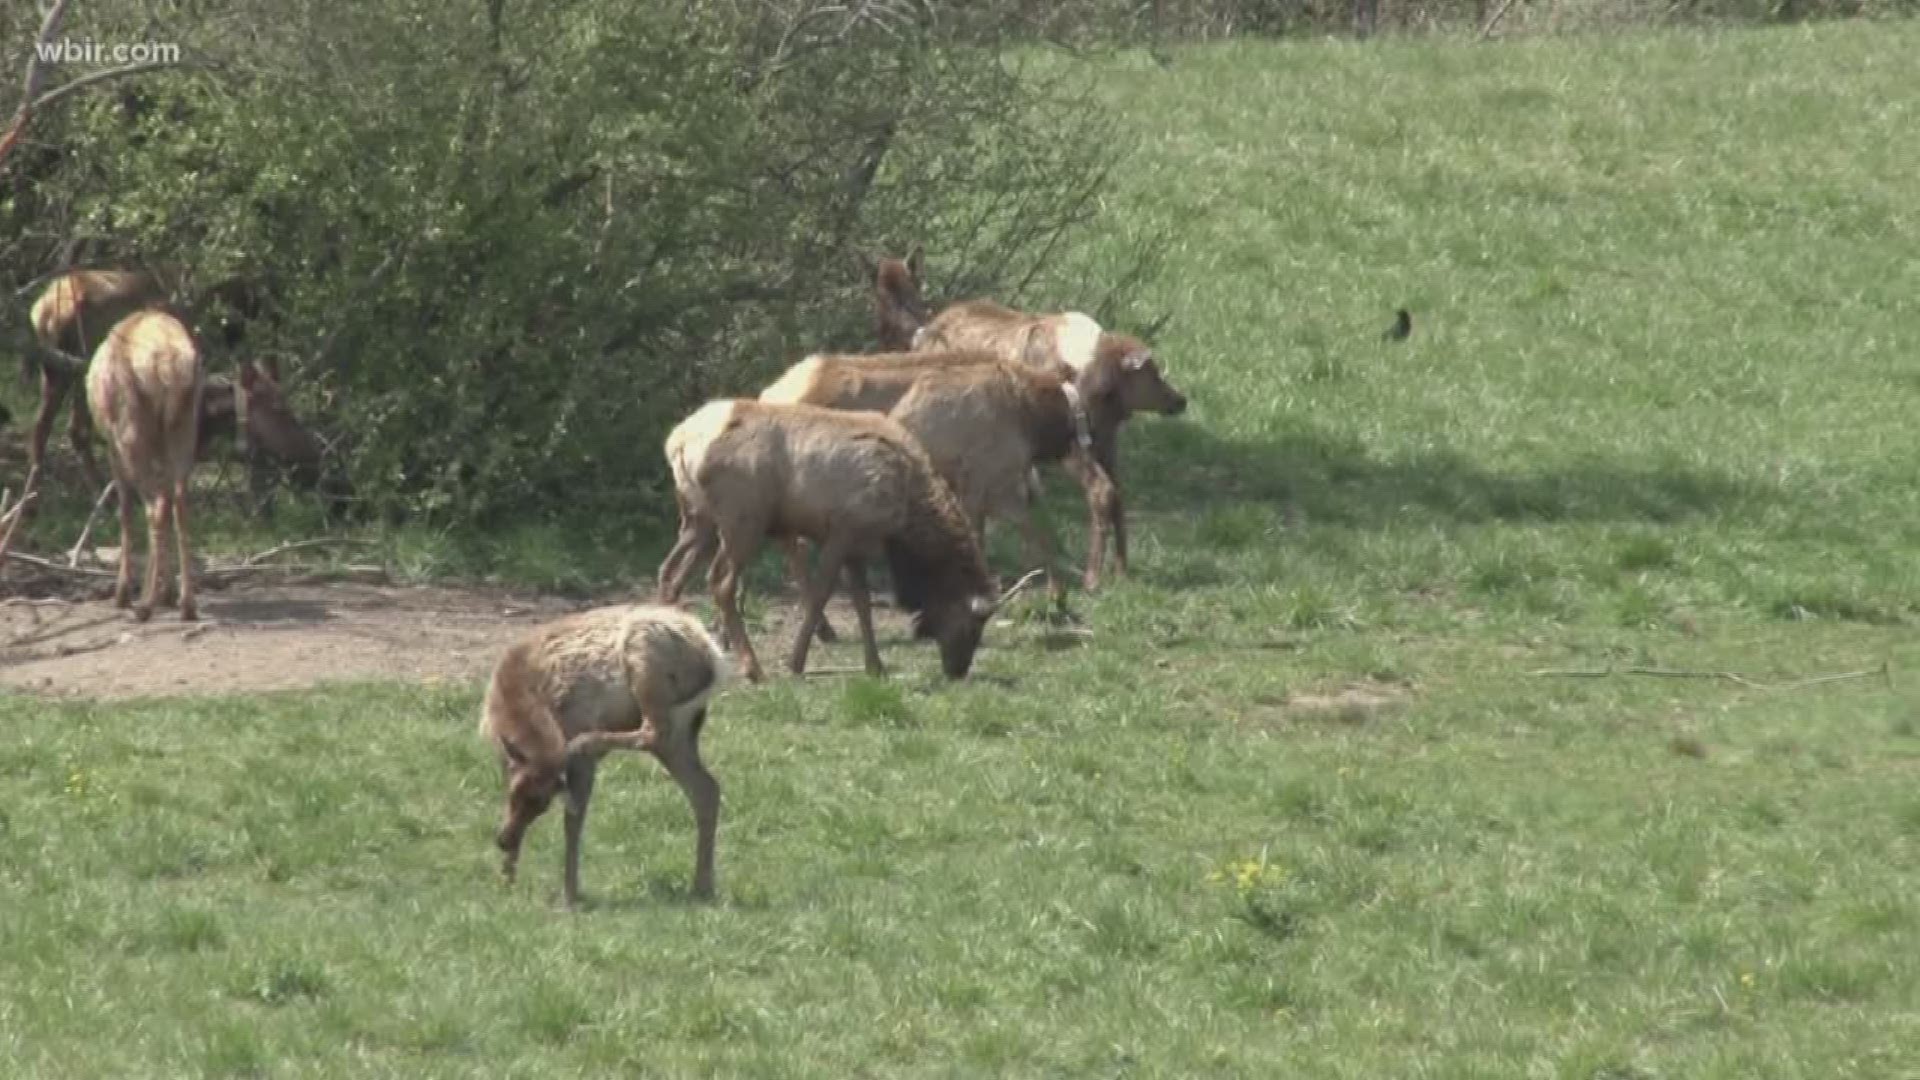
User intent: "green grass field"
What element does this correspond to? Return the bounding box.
[7,20,1920,1077]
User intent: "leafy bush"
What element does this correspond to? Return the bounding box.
[2,1,1146,526]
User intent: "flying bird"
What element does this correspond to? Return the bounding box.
[1383,308,1412,341]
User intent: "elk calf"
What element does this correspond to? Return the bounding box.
[482,602,732,906]
[659,399,1021,682]
[85,310,204,621]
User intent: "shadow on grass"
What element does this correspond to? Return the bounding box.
[1124,416,1769,530]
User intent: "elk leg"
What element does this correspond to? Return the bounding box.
[109,477,135,608]
[1012,496,1070,614]
[1100,447,1128,578]
[1064,448,1116,590]
[652,713,720,900]
[495,770,552,886]
[170,480,197,622]
[657,514,715,603]
[788,534,851,676]
[567,723,658,762]
[66,386,104,494]
[843,559,884,677]
[560,754,598,910]
[135,493,169,622]
[785,538,839,643]
[24,367,72,501]
[710,537,763,683]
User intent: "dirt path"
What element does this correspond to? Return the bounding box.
[0,579,598,700]
[0,573,931,701]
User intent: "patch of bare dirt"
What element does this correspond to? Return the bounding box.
[1,580,591,701]
[0,573,955,701]
[1278,678,1415,725]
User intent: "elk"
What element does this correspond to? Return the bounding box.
[912,299,1104,373]
[656,399,1033,682]
[23,268,168,495]
[22,268,345,520]
[197,357,353,522]
[914,300,1187,585]
[886,357,1116,613]
[482,602,731,907]
[84,309,204,621]
[755,350,1106,614]
[858,246,929,352]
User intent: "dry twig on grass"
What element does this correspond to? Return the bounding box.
[1529,661,1892,692]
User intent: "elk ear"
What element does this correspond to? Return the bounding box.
[1123,350,1152,371]
[906,244,924,281]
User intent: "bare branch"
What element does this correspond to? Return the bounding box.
[0,0,73,169]
[31,58,187,112]
[1528,662,1890,692]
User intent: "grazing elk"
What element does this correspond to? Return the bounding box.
[858,246,930,352]
[754,347,1006,641]
[756,350,1107,614]
[483,602,732,907]
[84,310,204,622]
[913,299,1187,586]
[197,357,353,522]
[657,399,1032,682]
[887,357,1117,613]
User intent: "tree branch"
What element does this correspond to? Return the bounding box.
[0,0,73,169]
[32,59,186,111]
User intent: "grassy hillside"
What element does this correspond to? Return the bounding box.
[5,21,1920,1077]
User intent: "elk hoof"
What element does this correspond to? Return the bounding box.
[132,604,154,623]
[179,603,198,622]
[815,621,839,644]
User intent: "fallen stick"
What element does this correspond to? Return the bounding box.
[1478,0,1522,39]
[66,482,116,567]
[1529,661,1890,692]
[0,486,37,571]
[798,666,868,679]
[240,536,376,567]
[3,548,115,578]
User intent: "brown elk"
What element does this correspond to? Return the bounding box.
[912,299,1104,373]
[754,350,1107,614]
[482,602,731,907]
[657,399,1034,682]
[23,268,168,495]
[858,246,930,352]
[913,300,1187,586]
[84,310,204,621]
[886,357,1117,612]
[197,357,353,521]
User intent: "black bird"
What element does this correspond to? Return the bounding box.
[1383,308,1412,341]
